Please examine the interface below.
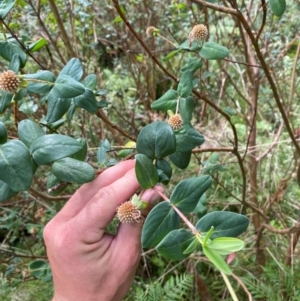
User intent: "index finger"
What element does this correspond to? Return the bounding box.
[57,160,135,219]
[73,167,139,232]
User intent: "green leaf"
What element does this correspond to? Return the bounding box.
[193,194,208,219]
[46,94,71,124]
[67,103,76,121]
[174,124,205,152]
[0,122,8,144]
[0,140,33,191]
[181,57,203,73]
[169,150,191,169]
[74,89,98,113]
[179,96,194,123]
[142,201,180,248]
[199,42,229,60]
[269,0,286,16]
[24,71,56,94]
[183,237,199,254]
[208,237,245,255]
[136,121,176,159]
[14,88,27,101]
[97,146,108,164]
[151,89,178,112]
[0,92,13,114]
[170,176,212,213]
[0,0,16,19]
[101,139,110,149]
[82,74,97,90]
[0,180,17,202]
[28,260,50,279]
[47,173,68,196]
[163,49,181,61]
[113,15,122,23]
[52,75,85,98]
[71,138,87,161]
[9,53,21,73]
[19,100,38,114]
[0,40,27,67]
[178,40,202,52]
[58,58,83,81]
[156,229,195,260]
[202,153,226,175]
[96,140,111,165]
[43,119,66,130]
[52,157,95,184]
[177,71,193,97]
[203,246,232,275]
[156,158,172,184]
[30,134,82,165]
[117,141,136,158]
[222,107,236,116]
[97,99,108,108]
[28,38,47,52]
[135,154,159,189]
[196,211,249,239]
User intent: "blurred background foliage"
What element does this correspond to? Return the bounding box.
[1,0,300,300]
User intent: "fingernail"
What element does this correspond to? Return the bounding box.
[141,185,164,205]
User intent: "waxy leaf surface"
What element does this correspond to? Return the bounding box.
[142,201,180,248]
[156,229,195,260]
[0,140,33,191]
[170,176,212,213]
[137,121,176,159]
[196,211,249,239]
[30,134,82,165]
[135,154,159,189]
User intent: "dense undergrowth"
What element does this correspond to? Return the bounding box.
[1,0,300,300]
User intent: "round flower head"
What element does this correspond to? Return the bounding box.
[188,24,208,47]
[116,200,143,223]
[146,26,159,37]
[0,70,21,93]
[168,114,183,130]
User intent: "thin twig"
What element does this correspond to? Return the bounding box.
[255,0,267,43]
[224,57,262,68]
[112,0,246,204]
[48,0,76,58]
[192,147,234,153]
[29,187,71,201]
[0,19,45,69]
[96,109,136,142]
[231,272,253,301]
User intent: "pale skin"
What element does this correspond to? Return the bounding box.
[43,160,162,301]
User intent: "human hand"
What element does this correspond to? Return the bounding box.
[43,160,162,301]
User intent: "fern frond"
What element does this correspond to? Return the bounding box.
[163,274,194,301]
[146,283,164,301]
[133,287,147,301]
[134,273,194,301]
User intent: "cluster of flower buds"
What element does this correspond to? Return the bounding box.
[188,24,208,47]
[0,70,20,93]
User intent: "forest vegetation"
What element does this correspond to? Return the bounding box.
[0,0,299,300]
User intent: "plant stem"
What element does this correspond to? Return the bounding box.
[154,187,199,234]
[221,272,239,301]
[157,33,178,48]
